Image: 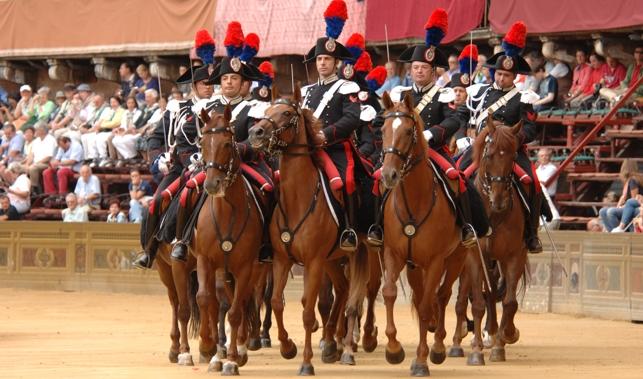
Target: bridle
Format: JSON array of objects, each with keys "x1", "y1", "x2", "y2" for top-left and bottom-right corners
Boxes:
[
  {"x1": 478, "y1": 133, "x2": 515, "y2": 200},
  {"x1": 259, "y1": 99, "x2": 307, "y2": 155},
  {"x1": 382, "y1": 110, "x2": 421, "y2": 179},
  {"x1": 201, "y1": 124, "x2": 239, "y2": 189}
]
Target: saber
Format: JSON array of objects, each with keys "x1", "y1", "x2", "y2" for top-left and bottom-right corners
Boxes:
[
  {"x1": 540, "y1": 215, "x2": 568, "y2": 278},
  {"x1": 471, "y1": 226, "x2": 492, "y2": 292},
  {"x1": 384, "y1": 24, "x2": 390, "y2": 63},
  {"x1": 290, "y1": 63, "x2": 295, "y2": 94},
  {"x1": 156, "y1": 64, "x2": 168, "y2": 153}
]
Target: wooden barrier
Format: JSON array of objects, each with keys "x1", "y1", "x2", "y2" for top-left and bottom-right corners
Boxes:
[{"x1": 1, "y1": 223, "x2": 642, "y2": 320}]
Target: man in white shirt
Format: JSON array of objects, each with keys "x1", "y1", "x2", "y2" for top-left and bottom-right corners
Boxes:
[
  {"x1": 536, "y1": 148, "x2": 558, "y2": 200},
  {"x1": 4, "y1": 162, "x2": 31, "y2": 214},
  {"x1": 62, "y1": 193, "x2": 88, "y2": 222},
  {"x1": 74, "y1": 164, "x2": 101, "y2": 210},
  {"x1": 26, "y1": 122, "x2": 57, "y2": 193}
]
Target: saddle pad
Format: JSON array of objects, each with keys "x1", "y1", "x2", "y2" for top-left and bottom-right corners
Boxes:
[{"x1": 318, "y1": 169, "x2": 341, "y2": 227}]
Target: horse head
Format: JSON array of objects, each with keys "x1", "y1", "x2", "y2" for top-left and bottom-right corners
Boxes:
[
  {"x1": 473, "y1": 112, "x2": 522, "y2": 212},
  {"x1": 380, "y1": 91, "x2": 425, "y2": 189},
  {"x1": 199, "y1": 106, "x2": 239, "y2": 197},
  {"x1": 249, "y1": 85, "x2": 323, "y2": 155}
]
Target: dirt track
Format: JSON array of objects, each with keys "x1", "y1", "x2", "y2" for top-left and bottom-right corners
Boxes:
[{"x1": 1, "y1": 287, "x2": 642, "y2": 379}]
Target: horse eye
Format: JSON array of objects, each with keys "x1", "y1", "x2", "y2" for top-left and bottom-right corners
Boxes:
[
  {"x1": 283, "y1": 111, "x2": 291, "y2": 117},
  {"x1": 224, "y1": 142, "x2": 232, "y2": 148}
]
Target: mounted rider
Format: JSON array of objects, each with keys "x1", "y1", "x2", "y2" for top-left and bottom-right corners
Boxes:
[
  {"x1": 387, "y1": 8, "x2": 488, "y2": 247},
  {"x1": 133, "y1": 62, "x2": 213, "y2": 269},
  {"x1": 170, "y1": 22, "x2": 273, "y2": 263},
  {"x1": 300, "y1": 0, "x2": 366, "y2": 251},
  {"x1": 453, "y1": 21, "x2": 543, "y2": 254}
]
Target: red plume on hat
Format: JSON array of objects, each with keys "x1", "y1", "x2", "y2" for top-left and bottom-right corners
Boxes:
[
  {"x1": 240, "y1": 32, "x2": 260, "y2": 62},
  {"x1": 194, "y1": 29, "x2": 216, "y2": 65},
  {"x1": 324, "y1": 0, "x2": 348, "y2": 40},
  {"x1": 345, "y1": 33, "x2": 365, "y2": 61},
  {"x1": 258, "y1": 61, "x2": 274, "y2": 87},
  {"x1": 424, "y1": 8, "x2": 448, "y2": 48},
  {"x1": 354, "y1": 51, "x2": 373, "y2": 73},
  {"x1": 458, "y1": 44, "x2": 479, "y2": 74},
  {"x1": 502, "y1": 21, "x2": 526, "y2": 57},
  {"x1": 366, "y1": 65, "x2": 387, "y2": 92},
  {"x1": 224, "y1": 21, "x2": 245, "y2": 58}
]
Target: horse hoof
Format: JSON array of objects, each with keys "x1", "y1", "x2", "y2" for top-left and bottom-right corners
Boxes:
[
  {"x1": 298, "y1": 363, "x2": 315, "y2": 376},
  {"x1": 410, "y1": 360, "x2": 430, "y2": 377},
  {"x1": 281, "y1": 339, "x2": 298, "y2": 360},
  {"x1": 169, "y1": 350, "x2": 179, "y2": 363},
  {"x1": 385, "y1": 346, "x2": 405, "y2": 364},
  {"x1": 448, "y1": 346, "x2": 464, "y2": 358},
  {"x1": 321, "y1": 340, "x2": 339, "y2": 364},
  {"x1": 238, "y1": 352, "x2": 248, "y2": 367},
  {"x1": 248, "y1": 338, "x2": 262, "y2": 351},
  {"x1": 311, "y1": 319, "x2": 320, "y2": 333},
  {"x1": 261, "y1": 337, "x2": 272, "y2": 348},
  {"x1": 362, "y1": 336, "x2": 378, "y2": 353},
  {"x1": 208, "y1": 355, "x2": 223, "y2": 372},
  {"x1": 351, "y1": 341, "x2": 358, "y2": 353},
  {"x1": 177, "y1": 352, "x2": 194, "y2": 366},
  {"x1": 489, "y1": 347, "x2": 506, "y2": 362},
  {"x1": 221, "y1": 361, "x2": 239, "y2": 376},
  {"x1": 429, "y1": 350, "x2": 446, "y2": 365},
  {"x1": 340, "y1": 351, "x2": 355, "y2": 366},
  {"x1": 467, "y1": 351, "x2": 485, "y2": 366}
]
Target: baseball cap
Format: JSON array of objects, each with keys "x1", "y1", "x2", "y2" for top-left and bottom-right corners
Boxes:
[
  {"x1": 77, "y1": 83, "x2": 92, "y2": 92},
  {"x1": 19, "y1": 84, "x2": 32, "y2": 92}
]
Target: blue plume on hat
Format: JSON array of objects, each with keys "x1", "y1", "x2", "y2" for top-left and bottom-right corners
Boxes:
[
  {"x1": 239, "y1": 33, "x2": 260, "y2": 62},
  {"x1": 194, "y1": 29, "x2": 216, "y2": 65},
  {"x1": 458, "y1": 44, "x2": 478, "y2": 75},
  {"x1": 424, "y1": 8, "x2": 448, "y2": 48},
  {"x1": 324, "y1": 0, "x2": 348, "y2": 40}
]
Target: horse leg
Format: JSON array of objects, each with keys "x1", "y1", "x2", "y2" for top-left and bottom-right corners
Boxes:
[
  {"x1": 172, "y1": 260, "x2": 194, "y2": 366},
  {"x1": 215, "y1": 272, "x2": 231, "y2": 358},
  {"x1": 411, "y1": 257, "x2": 445, "y2": 377},
  {"x1": 195, "y1": 257, "x2": 217, "y2": 366},
  {"x1": 156, "y1": 257, "x2": 180, "y2": 363},
  {"x1": 247, "y1": 265, "x2": 265, "y2": 351},
  {"x1": 320, "y1": 260, "x2": 348, "y2": 364},
  {"x1": 492, "y1": 255, "x2": 525, "y2": 362},
  {"x1": 383, "y1": 247, "x2": 405, "y2": 365},
  {"x1": 221, "y1": 268, "x2": 252, "y2": 376},
  {"x1": 341, "y1": 242, "x2": 370, "y2": 365},
  {"x1": 261, "y1": 268, "x2": 274, "y2": 348},
  {"x1": 317, "y1": 273, "x2": 333, "y2": 339},
  {"x1": 271, "y1": 256, "x2": 297, "y2": 360},
  {"x1": 362, "y1": 247, "x2": 382, "y2": 353},
  {"x1": 449, "y1": 266, "x2": 470, "y2": 358},
  {"x1": 483, "y1": 262, "x2": 499, "y2": 350},
  {"x1": 431, "y1": 248, "x2": 466, "y2": 366},
  {"x1": 468, "y1": 250, "x2": 486, "y2": 366},
  {"x1": 298, "y1": 259, "x2": 325, "y2": 375}
]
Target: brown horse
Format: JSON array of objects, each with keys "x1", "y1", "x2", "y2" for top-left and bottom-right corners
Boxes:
[
  {"x1": 248, "y1": 88, "x2": 370, "y2": 375},
  {"x1": 466, "y1": 113, "x2": 529, "y2": 362},
  {"x1": 379, "y1": 91, "x2": 467, "y2": 376},
  {"x1": 192, "y1": 106, "x2": 264, "y2": 375},
  {"x1": 153, "y1": 241, "x2": 199, "y2": 365}
]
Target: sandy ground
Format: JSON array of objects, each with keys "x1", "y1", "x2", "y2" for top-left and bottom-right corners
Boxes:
[{"x1": 0, "y1": 287, "x2": 642, "y2": 379}]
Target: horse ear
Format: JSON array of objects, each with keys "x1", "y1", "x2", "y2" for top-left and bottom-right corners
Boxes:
[
  {"x1": 200, "y1": 109, "x2": 211, "y2": 125},
  {"x1": 486, "y1": 111, "x2": 496, "y2": 134},
  {"x1": 403, "y1": 92, "x2": 414, "y2": 113},
  {"x1": 224, "y1": 105, "x2": 232, "y2": 123},
  {"x1": 511, "y1": 120, "x2": 523, "y2": 135},
  {"x1": 381, "y1": 91, "x2": 394, "y2": 110},
  {"x1": 271, "y1": 85, "x2": 280, "y2": 103},
  {"x1": 293, "y1": 84, "x2": 302, "y2": 104}
]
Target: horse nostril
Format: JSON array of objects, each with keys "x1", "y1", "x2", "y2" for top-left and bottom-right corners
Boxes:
[{"x1": 255, "y1": 127, "x2": 264, "y2": 137}]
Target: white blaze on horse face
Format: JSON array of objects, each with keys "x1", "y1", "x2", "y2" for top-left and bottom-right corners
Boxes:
[{"x1": 392, "y1": 117, "x2": 402, "y2": 144}]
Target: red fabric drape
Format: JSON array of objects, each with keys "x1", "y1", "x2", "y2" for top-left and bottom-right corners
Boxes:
[
  {"x1": 489, "y1": 0, "x2": 643, "y2": 34},
  {"x1": 365, "y1": 0, "x2": 485, "y2": 43}
]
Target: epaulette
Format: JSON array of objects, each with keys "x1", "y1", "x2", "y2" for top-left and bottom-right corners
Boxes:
[{"x1": 338, "y1": 80, "x2": 360, "y2": 95}]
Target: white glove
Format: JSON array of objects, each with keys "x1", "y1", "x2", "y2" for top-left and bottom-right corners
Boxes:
[
  {"x1": 423, "y1": 130, "x2": 433, "y2": 142},
  {"x1": 188, "y1": 152, "x2": 202, "y2": 171},
  {"x1": 157, "y1": 152, "x2": 170, "y2": 175},
  {"x1": 456, "y1": 137, "x2": 473, "y2": 151}
]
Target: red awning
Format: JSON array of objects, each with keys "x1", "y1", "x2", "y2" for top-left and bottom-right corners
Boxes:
[
  {"x1": 489, "y1": 0, "x2": 643, "y2": 34},
  {"x1": 365, "y1": 0, "x2": 485, "y2": 44},
  {"x1": 0, "y1": 0, "x2": 216, "y2": 58}
]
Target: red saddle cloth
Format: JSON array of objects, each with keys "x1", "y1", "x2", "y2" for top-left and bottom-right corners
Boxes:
[{"x1": 315, "y1": 149, "x2": 344, "y2": 191}]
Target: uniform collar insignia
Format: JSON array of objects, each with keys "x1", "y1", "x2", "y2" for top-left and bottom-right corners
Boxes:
[
  {"x1": 492, "y1": 82, "x2": 516, "y2": 92},
  {"x1": 318, "y1": 74, "x2": 339, "y2": 86},
  {"x1": 413, "y1": 81, "x2": 434, "y2": 94},
  {"x1": 223, "y1": 95, "x2": 243, "y2": 106}
]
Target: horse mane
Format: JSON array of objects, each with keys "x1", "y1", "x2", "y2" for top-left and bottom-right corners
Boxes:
[
  {"x1": 300, "y1": 108, "x2": 324, "y2": 166},
  {"x1": 472, "y1": 121, "x2": 519, "y2": 167}
]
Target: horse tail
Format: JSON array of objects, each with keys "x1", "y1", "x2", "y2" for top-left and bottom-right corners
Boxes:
[
  {"x1": 518, "y1": 256, "x2": 530, "y2": 301},
  {"x1": 346, "y1": 243, "x2": 370, "y2": 317},
  {"x1": 188, "y1": 270, "x2": 201, "y2": 339},
  {"x1": 245, "y1": 295, "x2": 261, "y2": 341}
]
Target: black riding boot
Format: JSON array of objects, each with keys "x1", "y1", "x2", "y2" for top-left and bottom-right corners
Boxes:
[
  {"x1": 170, "y1": 192, "x2": 191, "y2": 262},
  {"x1": 339, "y1": 194, "x2": 358, "y2": 252},
  {"x1": 457, "y1": 192, "x2": 477, "y2": 248},
  {"x1": 467, "y1": 185, "x2": 492, "y2": 238},
  {"x1": 525, "y1": 192, "x2": 543, "y2": 254},
  {"x1": 367, "y1": 195, "x2": 383, "y2": 247},
  {"x1": 133, "y1": 203, "x2": 161, "y2": 269}
]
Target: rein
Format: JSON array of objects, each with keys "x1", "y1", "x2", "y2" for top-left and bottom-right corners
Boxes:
[
  {"x1": 201, "y1": 126, "x2": 240, "y2": 189},
  {"x1": 260, "y1": 99, "x2": 315, "y2": 156},
  {"x1": 475, "y1": 133, "x2": 516, "y2": 223},
  {"x1": 381, "y1": 111, "x2": 423, "y2": 179}
]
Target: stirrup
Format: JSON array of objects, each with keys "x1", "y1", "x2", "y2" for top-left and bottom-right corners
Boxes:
[
  {"x1": 461, "y1": 224, "x2": 477, "y2": 248},
  {"x1": 366, "y1": 224, "x2": 383, "y2": 247},
  {"x1": 339, "y1": 228, "x2": 358, "y2": 252},
  {"x1": 132, "y1": 252, "x2": 152, "y2": 270},
  {"x1": 527, "y1": 237, "x2": 543, "y2": 254},
  {"x1": 170, "y1": 242, "x2": 188, "y2": 262}
]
